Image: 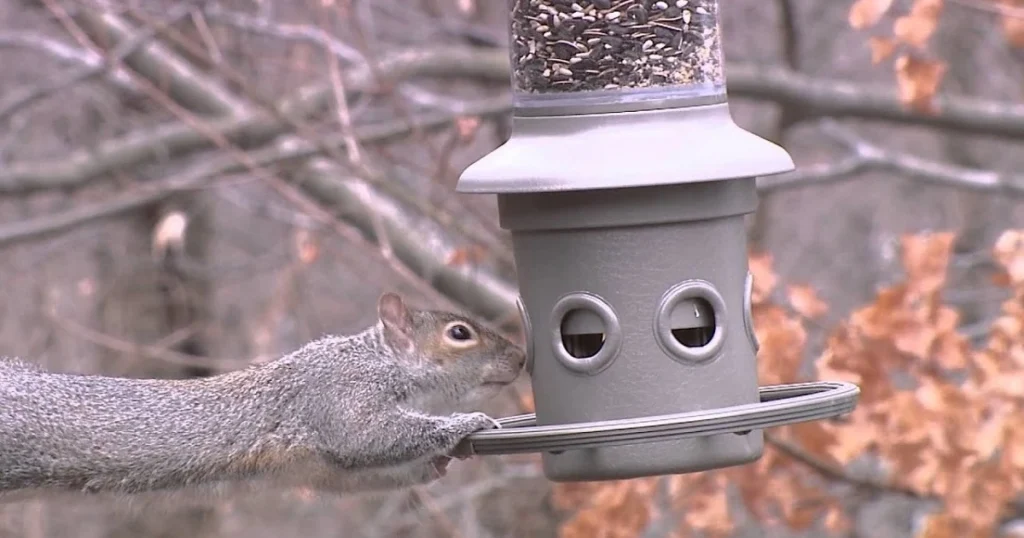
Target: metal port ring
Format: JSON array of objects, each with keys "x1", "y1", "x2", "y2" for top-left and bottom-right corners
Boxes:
[{"x1": 463, "y1": 381, "x2": 859, "y2": 455}]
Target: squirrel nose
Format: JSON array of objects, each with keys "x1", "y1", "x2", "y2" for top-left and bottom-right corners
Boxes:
[{"x1": 514, "y1": 347, "x2": 527, "y2": 369}]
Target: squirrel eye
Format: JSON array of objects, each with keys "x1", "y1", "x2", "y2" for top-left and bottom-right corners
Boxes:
[{"x1": 447, "y1": 324, "x2": 473, "y2": 341}]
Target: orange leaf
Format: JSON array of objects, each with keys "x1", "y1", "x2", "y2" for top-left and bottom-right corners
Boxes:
[
  {"x1": 787, "y1": 284, "x2": 829, "y2": 319},
  {"x1": 1001, "y1": 11, "x2": 1024, "y2": 47},
  {"x1": 455, "y1": 116, "x2": 482, "y2": 141},
  {"x1": 994, "y1": 230, "x2": 1024, "y2": 284},
  {"x1": 901, "y1": 232, "x2": 955, "y2": 294},
  {"x1": 894, "y1": 53, "x2": 947, "y2": 114},
  {"x1": 849, "y1": 0, "x2": 895, "y2": 29},
  {"x1": 869, "y1": 36, "x2": 897, "y2": 63},
  {"x1": 893, "y1": 0, "x2": 944, "y2": 48},
  {"x1": 447, "y1": 245, "x2": 488, "y2": 266},
  {"x1": 748, "y1": 253, "x2": 778, "y2": 304},
  {"x1": 295, "y1": 229, "x2": 319, "y2": 264},
  {"x1": 916, "y1": 513, "x2": 960, "y2": 538}
]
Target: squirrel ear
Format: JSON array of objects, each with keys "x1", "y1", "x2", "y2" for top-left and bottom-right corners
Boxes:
[{"x1": 378, "y1": 292, "x2": 415, "y2": 354}]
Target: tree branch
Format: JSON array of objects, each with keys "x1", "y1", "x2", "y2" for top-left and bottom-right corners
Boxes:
[
  {"x1": 758, "y1": 119, "x2": 1024, "y2": 194},
  {"x1": 765, "y1": 433, "x2": 1024, "y2": 519},
  {"x1": 0, "y1": 96, "x2": 510, "y2": 248},
  {"x1": 0, "y1": 31, "x2": 137, "y2": 94},
  {"x1": 201, "y1": 3, "x2": 365, "y2": 65},
  {"x1": 6, "y1": 42, "x2": 1024, "y2": 194},
  {"x1": 69, "y1": 2, "x2": 248, "y2": 116},
  {"x1": 765, "y1": 434, "x2": 914, "y2": 495},
  {"x1": 0, "y1": 47, "x2": 510, "y2": 193},
  {"x1": 727, "y1": 63, "x2": 1024, "y2": 140},
  {"x1": 0, "y1": 4, "x2": 196, "y2": 123},
  {"x1": 292, "y1": 154, "x2": 519, "y2": 322}
]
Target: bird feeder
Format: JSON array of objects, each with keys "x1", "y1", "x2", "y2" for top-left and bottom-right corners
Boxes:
[{"x1": 459, "y1": 0, "x2": 859, "y2": 481}]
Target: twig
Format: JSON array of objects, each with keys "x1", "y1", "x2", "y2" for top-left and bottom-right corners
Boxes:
[
  {"x1": 759, "y1": 119, "x2": 1024, "y2": 194},
  {"x1": 202, "y1": 3, "x2": 365, "y2": 64},
  {"x1": 44, "y1": 308, "x2": 248, "y2": 371},
  {"x1": 385, "y1": 469, "x2": 539, "y2": 533},
  {"x1": 8, "y1": 15, "x2": 517, "y2": 273},
  {"x1": 766, "y1": 433, "x2": 1024, "y2": 519},
  {"x1": 727, "y1": 63, "x2": 1024, "y2": 140},
  {"x1": 948, "y1": 0, "x2": 1024, "y2": 18},
  {"x1": 0, "y1": 47, "x2": 510, "y2": 193},
  {"x1": 292, "y1": 148, "x2": 520, "y2": 321},
  {"x1": 0, "y1": 178, "x2": 204, "y2": 248},
  {"x1": 765, "y1": 433, "x2": 913, "y2": 495},
  {"x1": 120, "y1": 4, "x2": 493, "y2": 269},
  {"x1": 322, "y1": 25, "x2": 398, "y2": 264},
  {"x1": 48, "y1": 3, "x2": 405, "y2": 264},
  {"x1": 65, "y1": 1, "x2": 248, "y2": 116},
  {"x1": 188, "y1": 8, "x2": 224, "y2": 65},
  {"x1": 0, "y1": 96, "x2": 509, "y2": 251},
  {"x1": 5, "y1": 42, "x2": 1024, "y2": 200},
  {"x1": 0, "y1": 31, "x2": 137, "y2": 93},
  {"x1": 0, "y1": 4, "x2": 193, "y2": 123}
]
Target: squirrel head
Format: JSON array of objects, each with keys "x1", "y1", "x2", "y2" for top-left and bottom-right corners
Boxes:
[{"x1": 377, "y1": 292, "x2": 526, "y2": 407}]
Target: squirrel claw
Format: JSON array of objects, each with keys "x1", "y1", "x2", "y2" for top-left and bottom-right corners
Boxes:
[
  {"x1": 431, "y1": 455, "x2": 452, "y2": 476},
  {"x1": 450, "y1": 439, "x2": 476, "y2": 460}
]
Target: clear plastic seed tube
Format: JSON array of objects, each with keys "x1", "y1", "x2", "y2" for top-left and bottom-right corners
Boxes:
[{"x1": 509, "y1": 0, "x2": 726, "y2": 114}]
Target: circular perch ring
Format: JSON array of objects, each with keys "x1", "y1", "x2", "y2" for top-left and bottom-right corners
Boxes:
[{"x1": 463, "y1": 381, "x2": 859, "y2": 455}]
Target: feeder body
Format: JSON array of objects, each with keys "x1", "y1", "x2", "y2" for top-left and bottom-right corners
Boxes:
[
  {"x1": 499, "y1": 180, "x2": 764, "y2": 481},
  {"x1": 510, "y1": 0, "x2": 725, "y2": 116},
  {"x1": 458, "y1": 8, "x2": 795, "y2": 476}
]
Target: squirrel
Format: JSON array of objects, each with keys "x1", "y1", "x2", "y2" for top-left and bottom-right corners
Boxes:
[{"x1": 0, "y1": 292, "x2": 526, "y2": 502}]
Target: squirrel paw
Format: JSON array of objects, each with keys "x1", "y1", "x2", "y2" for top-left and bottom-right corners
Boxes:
[
  {"x1": 444, "y1": 412, "x2": 501, "y2": 459},
  {"x1": 466, "y1": 411, "x2": 502, "y2": 431}
]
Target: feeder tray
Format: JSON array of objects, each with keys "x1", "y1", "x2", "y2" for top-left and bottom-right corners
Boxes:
[{"x1": 464, "y1": 381, "x2": 857, "y2": 456}]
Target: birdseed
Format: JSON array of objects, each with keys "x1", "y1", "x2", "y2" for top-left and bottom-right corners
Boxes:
[{"x1": 509, "y1": 0, "x2": 724, "y2": 97}]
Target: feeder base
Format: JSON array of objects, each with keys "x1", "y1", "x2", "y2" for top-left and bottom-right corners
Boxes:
[
  {"x1": 462, "y1": 381, "x2": 859, "y2": 481},
  {"x1": 542, "y1": 431, "x2": 764, "y2": 482}
]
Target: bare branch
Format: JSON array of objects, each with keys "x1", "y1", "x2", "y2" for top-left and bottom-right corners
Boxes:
[
  {"x1": 0, "y1": 96, "x2": 510, "y2": 248},
  {"x1": 291, "y1": 152, "x2": 520, "y2": 321},
  {"x1": 44, "y1": 308, "x2": 249, "y2": 371},
  {"x1": 201, "y1": 3, "x2": 365, "y2": 65},
  {"x1": 0, "y1": 47, "x2": 510, "y2": 193},
  {"x1": 0, "y1": 175, "x2": 207, "y2": 249},
  {"x1": 759, "y1": 119, "x2": 1024, "y2": 194},
  {"x1": 0, "y1": 31, "x2": 137, "y2": 94},
  {"x1": 765, "y1": 434, "x2": 917, "y2": 495},
  {"x1": 727, "y1": 63, "x2": 1024, "y2": 140},
  {"x1": 104, "y1": 6, "x2": 507, "y2": 263},
  {"x1": 69, "y1": 2, "x2": 249, "y2": 116},
  {"x1": 383, "y1": 466, "x2": 540, "y2": 534},
  {"x1": 948, "y1": 0, "x2": 1024, "y2": 18},
  {"x1": 0, "y1": 4, "x2": 196, "y2": 123},
  {"x1": 765, "y1": 433, "x2": 1024, "y2": 519},
  {"x1": 6, "y1": 40, "x2": 1024, "y2": 195}
]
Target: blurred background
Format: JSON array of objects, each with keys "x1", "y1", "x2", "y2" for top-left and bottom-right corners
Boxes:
[{"x1": 1, "y1": 0, "x2": 1023, "y2": 536}]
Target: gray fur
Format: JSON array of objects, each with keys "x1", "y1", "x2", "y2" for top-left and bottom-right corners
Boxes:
[{"x1": 0, "y1": 294, "x2": 525, "y2": 500}]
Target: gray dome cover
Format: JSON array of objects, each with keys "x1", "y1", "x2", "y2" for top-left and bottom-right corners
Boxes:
[{"x1": 457, "y1": 102, "x2": 795, "y2": 194}]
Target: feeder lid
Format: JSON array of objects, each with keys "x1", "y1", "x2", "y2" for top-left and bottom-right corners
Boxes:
[{"x1": 457, "y1": 102, "x2": 795, "y2": 194}]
